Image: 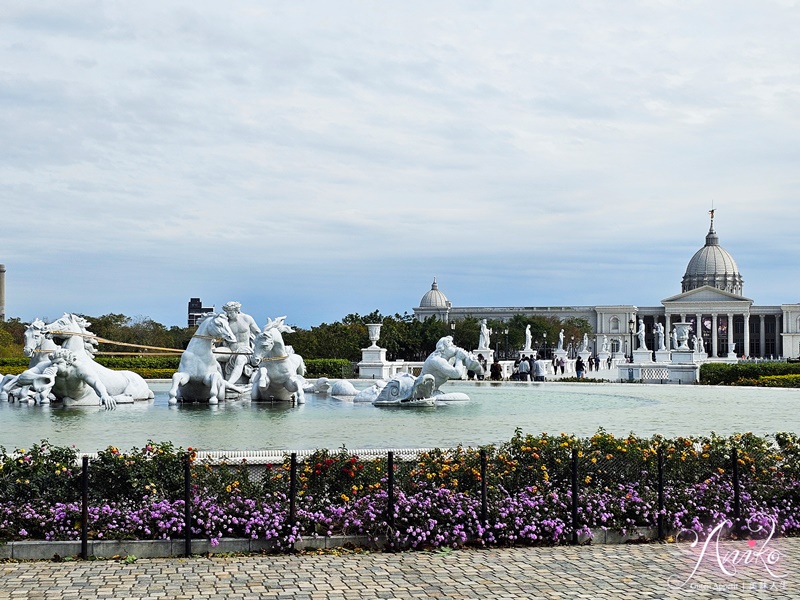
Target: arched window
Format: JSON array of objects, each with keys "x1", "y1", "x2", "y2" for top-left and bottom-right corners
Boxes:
[{"x1": 610, "y1": 317, "x2": 620, "y2": 333}]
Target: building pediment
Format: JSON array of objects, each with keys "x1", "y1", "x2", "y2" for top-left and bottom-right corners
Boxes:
[{"x1": 662, "y1": 285, "x2": 752, "y2": 306}]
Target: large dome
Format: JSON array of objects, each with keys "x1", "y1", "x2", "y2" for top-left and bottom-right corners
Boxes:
[
  {"x1": 681, "y1": 215, "x2": 743, "y2": 295},
  {"x1": 419, "y1": 278, "x2": 450, "y2": 308}
]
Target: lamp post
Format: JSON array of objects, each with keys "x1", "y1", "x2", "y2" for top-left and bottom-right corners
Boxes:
[
  {"x1": 543, "y1": 331, "x2": 547, "y2": 360},
  {"x1": 570, "y1": 335, "x2": 575, "y2": 359},
  {"x1": 628, "y1": 318, "x2": 636, "y2": 363},
  {"x1": 450, "y1": 321, "x2": 455, "y2": 343},
  {"x1": 504, "y1": 328, "x2": 509, "y2": 359}
]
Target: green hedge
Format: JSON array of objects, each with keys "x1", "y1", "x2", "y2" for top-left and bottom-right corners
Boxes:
[
  {"x1": 700, "y1": 362, "x2": 800, "y2": 386},
  {"x1": 1, "y1": 357, "x2": 355, "y2": 380},
  {"x1": 304, "y1": 358, "x2": 354, "y2": 378}
]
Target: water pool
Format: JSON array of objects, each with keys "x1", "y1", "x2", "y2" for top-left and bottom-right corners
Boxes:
[{"x1": 0, "y1": 381, "x2": 797, "y2": 453}]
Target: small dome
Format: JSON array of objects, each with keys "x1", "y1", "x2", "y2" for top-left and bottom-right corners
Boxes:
[
  {"x1": 682, "y1": 214, "x2": 743, "y2": 295},
  {"x1": 419, "y1": 278, "x2": 450, "y2": 308}
]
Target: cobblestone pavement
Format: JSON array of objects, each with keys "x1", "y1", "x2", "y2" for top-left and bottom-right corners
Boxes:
[{"x1": 2, "y1": 537, "x2": 798, "y2": 599}]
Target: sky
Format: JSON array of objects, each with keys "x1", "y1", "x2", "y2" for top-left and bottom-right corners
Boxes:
[{"x1": 2, "y1": 1, "x2": 799, "y2": 329}]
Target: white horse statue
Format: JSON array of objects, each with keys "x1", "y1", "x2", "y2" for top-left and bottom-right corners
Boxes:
[
  {"x1": 6, "y1": 314, "x2": 154, "y2": 407},
  {"x1": 46, "y1": 313, "x2": 154, "y2": 401},
  {"x1": 250, "y1": 316, "x2": 307, "y2": 403},
  {"x1": 169, "y1": 312, "x2": 244, "y2": 405},
  {"x1": 1, "y1": 319, "x2": 60, "y2": 402}
]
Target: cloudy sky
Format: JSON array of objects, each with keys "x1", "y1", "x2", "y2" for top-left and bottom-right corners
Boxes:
[{"x1": 2, "y1": 1, "x2": 799, "y2": 328}]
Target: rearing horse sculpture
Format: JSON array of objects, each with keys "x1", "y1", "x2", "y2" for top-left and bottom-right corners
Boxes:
[
  {"x1": 169, "y1": 312, "x2": 243, "y2": 405},
  {"x1": 0, "y1": 319, "x2": 60, "y2": 403},
  {"x1": 250, "y1": 316, "x2": 307, "y2": 404}
]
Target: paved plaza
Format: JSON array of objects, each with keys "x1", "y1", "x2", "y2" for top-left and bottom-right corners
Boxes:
[{"x1": 1, "y1": 537, "x2": 798, "y2": 599}]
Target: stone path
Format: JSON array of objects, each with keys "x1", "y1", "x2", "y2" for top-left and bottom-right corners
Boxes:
[{"x1": 2, "y1": 537, "x2": 798, "y2": 599}]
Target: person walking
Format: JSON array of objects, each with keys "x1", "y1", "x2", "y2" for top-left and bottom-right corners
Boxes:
[{"x1": 575, "y1": 356, "x2": 586, "y2": 379}]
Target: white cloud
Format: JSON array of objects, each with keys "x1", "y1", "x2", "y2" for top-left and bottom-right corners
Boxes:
[{"x1": 2, "y1": 1, "x2": 799, "y2": 327}]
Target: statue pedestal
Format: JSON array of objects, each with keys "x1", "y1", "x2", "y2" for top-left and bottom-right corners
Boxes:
[
  {"x1": 358, "y1": 347, "x2": 390, "y2": 380},
  {"x1": 633, "y1": 350, "x2": 653, "y2": 363},
  {"x1": 654, "y1": 350, "x2": 672, "y2": 363},
  {"x1": 671, "y1": 349, "x2": 696, "y2": 364},
  {"x1": 578, "y1": 350, "x2": 591, "y2": 362},
  {"x1": 597, "y1": 351, "x2": 610, "y2": 370}
]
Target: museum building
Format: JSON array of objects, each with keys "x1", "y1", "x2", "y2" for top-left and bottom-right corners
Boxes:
[{"x1": 414, "y1": 214, "x2": 800, "y2": 360}]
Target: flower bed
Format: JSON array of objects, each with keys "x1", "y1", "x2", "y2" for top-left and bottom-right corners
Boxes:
[{"x1": 1, "y1": 431, "x2": 799, "y2": 549}]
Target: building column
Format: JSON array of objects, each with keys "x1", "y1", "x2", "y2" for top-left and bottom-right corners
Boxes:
[
  {"x1": 760, "y1": 315, "x2": 766, "y2": 357},
  {"x1": 744, "y1": 314, "x2": 751, "y2": 357},
  {"x1": 727, "y1": 313, "x2": 734, "y2": 356},
  {"x1": 711, "y1": 313, "x2": 718, "y2": 357},
  {"x1": 776, "y1": 314, "x2": 782, "y2": 357}
]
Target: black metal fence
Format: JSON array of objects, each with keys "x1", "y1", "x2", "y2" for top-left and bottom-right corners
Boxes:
[{"x1": 62, "y1": 444, "x2": 773, "y2": 558}]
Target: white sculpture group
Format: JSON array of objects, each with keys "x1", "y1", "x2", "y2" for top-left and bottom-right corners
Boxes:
[
  {"x1": 373, "y1": 336, "x2": 482, "y2": 406},
  {"x1": 1, "y1": 303, "x2": 309, "y2": 408},
  {"x1": 169, "y1": 304, "x2": 307, "y2": 405},
  {"x1": 1, "y1": 314, "x2": 154, "y2": 408}
]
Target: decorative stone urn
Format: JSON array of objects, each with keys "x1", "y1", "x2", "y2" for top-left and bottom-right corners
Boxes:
[
  {"x1": 674, "y1": 323, "x2": 692, "y2": 351},
  {"x1": 366, "y1": 323, "x2": 382, "y2": 349}
]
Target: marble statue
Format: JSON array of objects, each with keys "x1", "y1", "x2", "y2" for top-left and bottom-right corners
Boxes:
[
  {"x1": 303, "y1": 378, "x2": 331, "y2": 394},
  {"x1": 696, "y1": 335, "x2": 705, "y2": 354},
  {"x1": 374, "y1": 373, "x2": 436, "y2": 406},
  {"x1": 524, "y1": 325, "x2": 532, "y2": 351},
  {"x1": 169, "y1": 312, "x2": 245, "y2": 405},
  {"x1": 17, "y1": 313, "x2": 154, "y2": 407},
  {"x1": 478, "y1": 319, "x2": 492, "y2": 350},
  {"x1": 17, "y1": 349, "x2": 118, "y2": 409},
  {"x1": 374, "y1": 336, "x2": 481, "y2": 406},
  {"x1": 581, "y1": 333, "x2": 589, "y2": 352},
  {"x1": 671, "y1": 328, "x2": 678, "y2": 350},
  {"x1": 601, "y1": 335, "x2": 609, "y2": 353},
  {"x1": 214, "y1": 301, "x2": 261, "y2": 385},
  {"x1": 423, "y1": 336, "x2": 483, "y2": 390},
  {"x1": 1, "y1": 319, "x2": 59, "y2": 403},
  {"x1": 655, "y1": 323, "x2": 666, "y2": 351},
  {"x1": 250, "y1": 316, "x2": 307, "y2": 403},
  {"x1": 637, "y1": 319, "x2": 648, "y2": 351},
  {"x1": 558, "y1": 329, "x2": 565, "y2": 351},
  {"x1": 330, "y1": 380, "x2": 358, "y2": 396},
  {"x1": 353, "y1": 379, "x2": 386, "y2": 403}
]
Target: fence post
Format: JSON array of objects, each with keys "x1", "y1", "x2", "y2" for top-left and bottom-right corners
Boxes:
[
  {"x1": 289, "y1": 453, "x2": 297, "y2": 529},
  {"x1": 387, "y1": 452, "x2": 395, "y2": 528},
  {"x1": 480, "y1": 448, "x2": 487, "y2": 527},
  {"x1": 183, "y1": 452, "x2": 192, "y2": 557},
  {"x1": 81, "y1": 456, "x2": 89, "y2": 560},
  {"x1": 732, "y1": 446, "x2": 741, "y2": 536},
  {"x1": 571, "y1": 448, "x2": 578, "y2": 545},
  {"x1": 657, "y1": 447, "x2": 665, "y2": 541}
]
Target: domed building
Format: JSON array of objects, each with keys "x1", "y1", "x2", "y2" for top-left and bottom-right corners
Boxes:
[
  {"x1": 681, "y1": 213, "x2": 744, "y2": 295},
  {"x1": 414, "y1": 211, "x2": 794, "y2": 360},
  {"x1": 414, "y1": 278, "x2": 452, "y2": 321}
]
